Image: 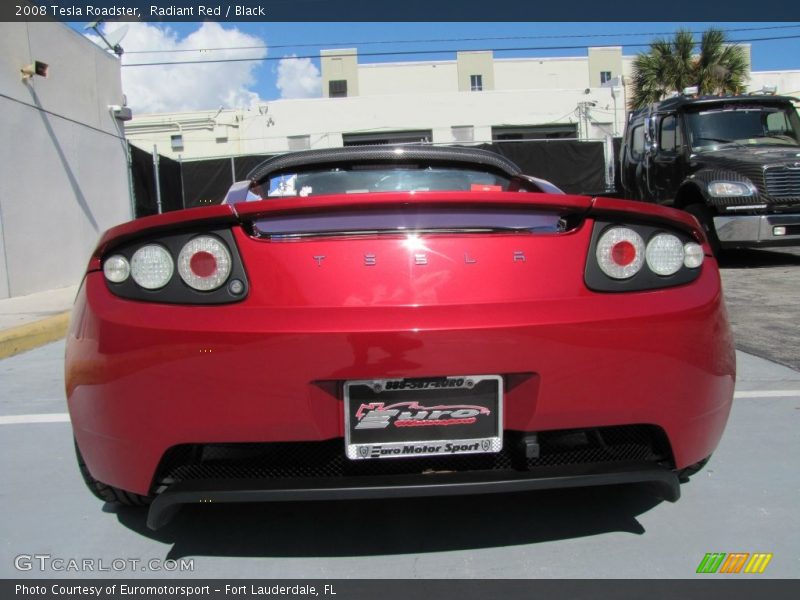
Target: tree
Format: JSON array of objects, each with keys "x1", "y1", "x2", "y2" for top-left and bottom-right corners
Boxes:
[{"x1": 630, "y1": 29, "x2": 748, "y2": 110}]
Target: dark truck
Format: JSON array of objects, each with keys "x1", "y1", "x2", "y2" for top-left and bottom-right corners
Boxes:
[{"x1": 619, "y1": 94, "x2": 800, "y2": 253}]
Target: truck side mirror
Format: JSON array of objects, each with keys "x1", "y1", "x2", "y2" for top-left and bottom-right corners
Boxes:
[{"x1": 643, "y1": 116, "x2": 658, "y2": 156}]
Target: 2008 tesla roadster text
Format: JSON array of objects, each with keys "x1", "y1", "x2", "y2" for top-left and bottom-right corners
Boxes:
[{"x1": 65, "y1": 146, "x2": 735, "y2": 529}]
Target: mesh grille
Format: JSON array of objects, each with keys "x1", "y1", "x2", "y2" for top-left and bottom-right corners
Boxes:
[
  {"x1": 153, "y1": 425, "x2": 672, "y2": 491},
  {"x1": 764, "y1": 166, "x2": 800, "y2": 199}
]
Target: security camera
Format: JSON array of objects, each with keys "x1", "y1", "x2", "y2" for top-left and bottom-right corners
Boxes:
[{"x1": 21, "y1": 61, "x2": 48, "y2": 80}]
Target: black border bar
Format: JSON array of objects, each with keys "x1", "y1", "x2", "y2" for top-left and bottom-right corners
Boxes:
[
  {"x1": 5, "y1": 1, "x2": 800, "y2": 22},
  {"x1": 4, "y1": 580, "x2": 800, "y2": 600}
]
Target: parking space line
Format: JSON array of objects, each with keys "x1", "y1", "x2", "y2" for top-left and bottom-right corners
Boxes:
[
  {"x1": 733, "y1": 390, "x2": 800, "y2": 399},
  {"x1": 0, "y1": 413, "x2": 70, "y2": 425}
]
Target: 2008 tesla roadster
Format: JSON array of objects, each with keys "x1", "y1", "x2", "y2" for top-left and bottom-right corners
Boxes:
[{"x1": 65, "y1": 146, "x2": 735, "y2": 529}]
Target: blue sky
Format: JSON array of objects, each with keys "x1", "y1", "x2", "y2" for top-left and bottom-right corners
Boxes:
[{"x1": 79, "y1": 21, "x2": 800, "y2": 112}]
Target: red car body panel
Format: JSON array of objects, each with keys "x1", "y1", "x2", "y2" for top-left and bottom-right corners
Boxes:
[{"x1": 66, "y1": 191, "x2": 735, "y2": 497}]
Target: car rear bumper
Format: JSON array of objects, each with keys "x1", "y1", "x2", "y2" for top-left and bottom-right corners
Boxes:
[
  {"x1": 67, "y1": 266, "x2": 735, "y2": 497},
  {"x1": 146, "y1": 462, "x2": 680, "y2": 530}
]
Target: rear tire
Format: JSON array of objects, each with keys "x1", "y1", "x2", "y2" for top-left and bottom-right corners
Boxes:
[
  {"x1": 685, "y1": 203, "x2": 721, "y2": 257},
  {"x1": 75, "y1": 439, "x2": 151, "y2": 506},
  {"x1": 677, "y1": 455, "x2": 711, "y2": 483}
]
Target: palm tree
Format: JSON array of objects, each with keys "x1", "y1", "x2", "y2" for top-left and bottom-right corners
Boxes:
[{"x1": 630, "y1": 29, "x2": 748, "y2": 110}]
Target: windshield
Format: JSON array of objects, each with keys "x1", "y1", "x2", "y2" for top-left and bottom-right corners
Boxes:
[
  {"x1": 247, "y1": 166, "x2": 513, "y2": 199},
  {"x1": 685, "y1": 104, "x2": 800, "y2": 151}
]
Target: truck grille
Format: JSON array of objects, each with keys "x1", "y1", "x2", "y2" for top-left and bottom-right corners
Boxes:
[{"x1": 764, "y1": 166, "x2": 800, "y2": 198}]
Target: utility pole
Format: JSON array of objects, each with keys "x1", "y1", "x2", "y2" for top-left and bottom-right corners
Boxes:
[
  {"x1": 577, "y1": 101, "x2": 597, "y2": 140},
  {"x1": 152, "y1": 145, "x2": 163, "y2": 215}
]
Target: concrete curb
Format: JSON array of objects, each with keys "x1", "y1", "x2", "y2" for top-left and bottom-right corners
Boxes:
[{"x1": 0, "y1": 312, "x2": 70, "y2": 360}]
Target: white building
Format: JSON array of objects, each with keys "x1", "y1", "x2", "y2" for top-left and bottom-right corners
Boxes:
[
  {"x1": 127, "y1": 48, "x2": 635, "y2": 161},
  {"x1": 0, "y1": 22, "x2": 132, "y2": 298},
  {"x1": 124, "y1": 45, "x2": 800, "y2": 162}
]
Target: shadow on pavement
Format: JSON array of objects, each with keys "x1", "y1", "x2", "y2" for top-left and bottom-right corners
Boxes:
[
  {"x1": 718, "y1": 248, "x2": 800, "y2": 269},
  {"x1": 112, "y1": 484, "x2": 665, "y2": 560}
]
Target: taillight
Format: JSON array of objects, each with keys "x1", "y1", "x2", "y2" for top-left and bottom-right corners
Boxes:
[
  {"x1": 102, "y1": 255, "x2": 130, "y2": 283},
  {"x1": 645, "y1": 233, "x2": 685, "y2": 276},
  {"x1": 683, "y1": 242, "x2": 704, "y2": 269},
  {"x1": 100, "y1": 229, "x2": 248, "y2": 304},
  {"x1": 586, "y1": 221, "x2": 705, "y2": 292},
  {"x1": 130, "y1": 244, "x2": 174, "y2": 290},
  {"x1": 177, "y1": 236, "x2": 232, "y2": 291},
  {"x1": 596, "y1": 227, "x2": 645, "y2": 279}
]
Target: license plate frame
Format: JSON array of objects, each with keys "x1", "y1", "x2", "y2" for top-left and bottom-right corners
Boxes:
[{"x1": 343, "y1": 375, "x2": 503, "y2": 460}]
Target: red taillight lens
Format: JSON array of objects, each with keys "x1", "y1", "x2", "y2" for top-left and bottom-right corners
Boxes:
[
  {"x1": 177, "y1": 236, "x2": 232, "y2": 291},
  {"x1": 596, "y1": 227, "x2": 645, "y2": 279},
  {"x1": 611, "y1": 241, "x2": 637, "y2": 266},
  {"x1": 189, "y1": 251, "x2": 218, "y2": 278}
]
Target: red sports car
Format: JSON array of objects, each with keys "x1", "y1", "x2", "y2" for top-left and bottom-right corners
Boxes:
[{"x1": 65, "y1": 146, "x2": 736, "y2": 529}]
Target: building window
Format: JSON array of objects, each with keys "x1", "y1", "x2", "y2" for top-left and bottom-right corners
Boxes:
[
  {"x1": 470, "y1": 74, "x2": 483, "y2": 92},
  {"x1": 329, "y1": 79, "x2": 348, "y2": 98},
  {"x1": 600, "y1": 71, "x2": 612, "y2": 84},
  {"x1": 491, "y1": 124, "x2": 577, "y2": 141},
  {"x1": 287, "y1": 135, "x2": 311, "y2": 151},
  {"x1": 170, "y1": 134, "x2": 184, "y2": 151},
  {"x1": 343, "y1": 130, "x2": 433, "y2": 146}
]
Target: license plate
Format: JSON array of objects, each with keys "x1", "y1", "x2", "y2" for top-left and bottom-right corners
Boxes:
[{"x1": 344, "y1": 375, "x2": 503, "y2": 460}]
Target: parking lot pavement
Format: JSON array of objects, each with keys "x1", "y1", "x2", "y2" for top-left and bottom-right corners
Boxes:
[
  {"x1": 1, "y1": 341, "x2": 798, "y2": 579},
  {"x1": 719, "y1": 247, "x2": 800, "y2": 371}
]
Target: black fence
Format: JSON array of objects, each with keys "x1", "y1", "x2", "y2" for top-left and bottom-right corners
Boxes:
[
  {"x1": 129, "y1": 144, "x2": 184, "y2": 217},
  {"x1": 475, "y1": 141, "x2": 609, "y2": 196},
  {"x1": 129, "y1": 140, "x2": 619, "y2": 218}
]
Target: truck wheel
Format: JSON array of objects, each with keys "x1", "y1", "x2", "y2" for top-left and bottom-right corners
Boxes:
[
  {"x1": 75, "y1": 439, "x2": 151, "y2": 506},
  {"x1": 685, "y1": 204, "x2": 721, "y2": 256}
]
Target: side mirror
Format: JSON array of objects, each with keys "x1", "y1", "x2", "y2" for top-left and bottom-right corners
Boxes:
[{"x1": 643, "y1": 116, "x2": 658, "y2": 155}]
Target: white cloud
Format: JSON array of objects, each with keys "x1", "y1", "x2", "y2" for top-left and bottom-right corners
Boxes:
[
  {"x1": 89, "y1": 22, "x2": 267, "y2": 113},
  {"x1": 276, "y1": 55, "x2": 322, "y2": 99}
]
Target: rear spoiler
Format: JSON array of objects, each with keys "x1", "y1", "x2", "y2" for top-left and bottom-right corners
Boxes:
[{"x1": 89, "y1": 192, "x2": 704, "y2": 268}]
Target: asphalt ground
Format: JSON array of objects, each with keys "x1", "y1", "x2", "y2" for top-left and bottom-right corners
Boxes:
[
  {"x1": 1, "y1": 341, "x2": 798, "y2": 579},
  {"x1": 718, "y1": 246, "x2": 800, "y2": 371}
]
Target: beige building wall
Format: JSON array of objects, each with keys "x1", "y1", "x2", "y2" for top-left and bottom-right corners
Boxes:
[
  {"x1": 126, "y1": 87, "x2": 620, "y2": 160},
  {"x1": 748, "y1": 70, "x2": 800, "y2": 96},
  {"x1": 321, "y1": 48, "x2": 359, "y2": 98},
  {"x1": 588, "y1": 47, "x2": 623, "y2": 87},
  {"x1": 358, "y1": 61, "x2": 457, "y2": 95},
  {"x1": 494, "y1": 57, "x2": 590, "y2": 90},
  {"x1": 456, "y1": 51, "x2": 495, "y2": 92}
]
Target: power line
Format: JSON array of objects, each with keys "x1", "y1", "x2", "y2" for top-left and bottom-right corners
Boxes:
[
  {"x1": 0, "y1": 92, "x2": 124, "y2": 140},
  {"x1": 122, "y1": 34, "x2": 800, "y2": 68},
  {"x1": 122, "y1": 24, "x2": 800, "y2": 55}
]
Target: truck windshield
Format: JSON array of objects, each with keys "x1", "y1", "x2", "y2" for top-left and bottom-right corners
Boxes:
[{"x1": 685, "y1": 104, "x2": 800, "y2": 151}]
